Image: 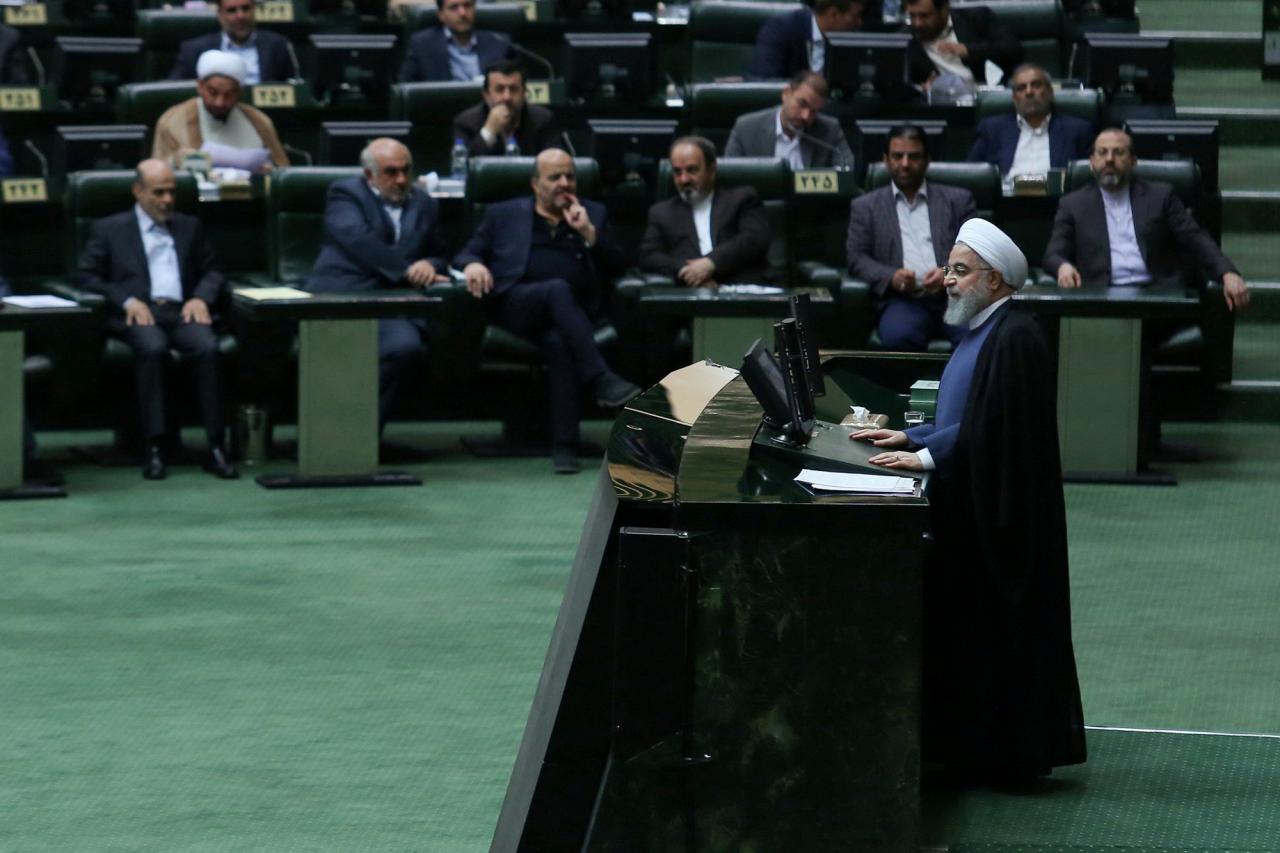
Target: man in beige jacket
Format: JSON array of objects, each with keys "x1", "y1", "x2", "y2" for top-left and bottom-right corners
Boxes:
[{"x1": 152, "y1": 49, "x2": 289, "y2": 172}]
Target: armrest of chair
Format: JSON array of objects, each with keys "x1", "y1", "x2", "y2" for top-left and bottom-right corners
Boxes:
[
  {"x1": 1199, "y1": 278, "x2": 1234, "y2": 384},
  {"x1": 838, "y1": 276, "x2": 874, "y2": 349},
  {"x1": 796, "y1": 261, "x2": 841, "y2": 293},
  {"x1": 1034, "y1": 269, "x2": 1055, "y2": 287},
  {"x1": 46, "y1": 280, "x2": 105, "y2": 310},
  {"x1": 423, "y1": 278, "x2": 486, "y2": 382}
]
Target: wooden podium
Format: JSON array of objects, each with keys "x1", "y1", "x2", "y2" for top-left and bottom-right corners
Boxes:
[{"x1": 492, "y1": 356, "x2": 933, "y2": 852}]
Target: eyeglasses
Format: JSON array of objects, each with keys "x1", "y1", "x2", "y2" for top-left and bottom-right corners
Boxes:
[{"x1": 941, "y1": 263, "x2": 993, "y2": 280}]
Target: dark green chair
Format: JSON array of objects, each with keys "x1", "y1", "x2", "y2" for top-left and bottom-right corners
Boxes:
[
  {"x1": 462, "y1": 155, "x2": 616, "y2": 454},
  {"x1": 688, "y1": 1, "x2": 803, "y2": 82},
  {"x1": 136, "y1": 9, "x2": 219, "y2": 80},
  {"x1": 390, "y1": 81, "x2": 484, "y2": 175},
  {"x1": 687, "y1": 81, "x2": 785, "y2": 153},
  {"x1": 845, "y1": 161, "x2": 1002, "y2": 349},
  {"x1": 975, "y1": 85, "x2": 1103, "y2": 127},
  {"x1": 264, "y1": 166, "x2": 360, "y2": 285},
  {"x1": 958, "y1": 0, "x2": 1066, "y2": 77},
  {"x1": 402, "y1": 2, "x2": 529, "y2": 36},
  {"x1": 115, "y1": 80, "x2": 197, "y2": 126},
  {"x1": 1061, "y1": 157, "x2": 1233, "y2": 383}
]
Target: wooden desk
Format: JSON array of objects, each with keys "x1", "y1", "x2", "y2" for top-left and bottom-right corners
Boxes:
[{"x1": 231, "y1": 288, "x2": 443, "y2": 488}]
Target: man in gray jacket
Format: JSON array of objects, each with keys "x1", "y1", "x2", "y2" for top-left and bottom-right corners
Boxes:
[{"x1": 725, "y1": 71, "x2": 853, "y2": 169}]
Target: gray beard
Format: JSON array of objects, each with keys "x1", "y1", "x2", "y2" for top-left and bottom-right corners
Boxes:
[
  {"x1": 943, "y1": 284, "x2": 988, "y2": 326},
  {"x1": 679, "y1": 187, "x2": 706, "y2": 205},
  {"x1": 1097, "y1": 171, "x2": 1124, "y2": 190}
]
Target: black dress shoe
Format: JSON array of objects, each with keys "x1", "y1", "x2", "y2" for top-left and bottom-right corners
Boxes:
[
  {"x1": 142, "y1": 445, "x2": 167, "y2": 480},
  {"x1": 593, "y1": 372, "x2": 642, "y2": 409},
  {"x1": 552, "y1": 446, "x2": 582, "y2": 475},
  {"x1": 203, "y1": 446, "x2": 239, "y2": 480}
]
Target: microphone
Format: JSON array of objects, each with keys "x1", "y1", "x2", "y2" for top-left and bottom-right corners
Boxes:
[
  {"x1": 25, "y1": 46, "x2": 46, "y2": 88},
  {"x1": 506, "y1": 41, "x2": 556, "y2": 82},
  {"x1": 23, "y1": 140, "x2": 49, "y2": 180},
  {"x1": 285, "y1": 41, "x2": 303, "y2": 82},
  {"x1": 793, "y1": 126, "x2": 854, "y2": 169},
  {"x1": 560, "y1": 131, "x2": 577, "y2": 156}
]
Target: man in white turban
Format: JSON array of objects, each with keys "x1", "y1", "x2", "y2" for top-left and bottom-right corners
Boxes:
[
  {"x1": 852, "y1": 218, "x2": 1087, "y2": 781},
  {"x1": 152, "y1": 49, "x2": 289, "y2": 172}
]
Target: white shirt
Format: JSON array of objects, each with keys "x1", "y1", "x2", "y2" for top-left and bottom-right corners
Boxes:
[
  {"x1": 367, "y1": 182, "x2": 404, "y2": 241},
  {"x1": 891, "y1": 179, "x2": 937, "y2": 279},
  {"x1": 922, "y1": 17, "x2": 975, "y2": 83},
  {"x1": 690, "y1": 191, "x2": 714, "y2": 256},
  {"x1": 221, "y1": 31, "x2": 261, "y2": 86},
  {"x1": 773, "y1": 109, "x2": 805, "y2": 170},
  {"x1": 134, "y1": 204, "x2": 183, "y2": 305},
  {"x1": 916, "y1": 294, "x2": 1012, "y2": 471},
  {"x1": 1008, "y1": 113, "x2": 1052, "y2": 178},
  {"x1": 1100, "y1": 185, "x2": 1151, "y2": 285},
  {"x1": 807, "y1": 12, "x2": 825, "y2": 72}
]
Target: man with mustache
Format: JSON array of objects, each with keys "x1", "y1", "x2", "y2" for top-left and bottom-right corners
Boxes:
[
  {"x1": 967, "y1": 64, "x2": 1095, "y2": 178},
  {"x1": 851, "y1": 219, "x2": 1087, "y2": 781},
  {"x1": 455, "y1": 148, "x2": 638, "y2": 473}
]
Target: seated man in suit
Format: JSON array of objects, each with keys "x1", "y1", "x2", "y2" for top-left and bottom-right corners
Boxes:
[
  {"x1": 748, "y1": 0, "x2": 867, "y2": 80},
  {"x1": 169, "y1": 0, "x2": 296, "y2": 85},
  {"x1": 154, "y1": 50, "x2": 289, "y2": 172},
  {"x1": 1044, "y1": 128, "x2": 1249, "y2": 309},
  {"x1": 0, "y1": 123, "x2": 11, "y2": 177},
  {"x1": 1, "y1": 23, "x2": 30, "y2": 83},
  {"x1": 452, "y1": 60, "x2": 560, "y2": 157},
  {"x1": 904, "y1": 0, "x2": 1023, "y2": 89},
  {"x1": 639, "y1": 136, "x2": 772, "y2": 286},
  {"x1": 846, "y1": 124, "x2": 976, "y2": 350},
  {"x1": 725, "y1": 71, "x2": 854, "y2": 168},
  {"x1": 455, "y1": 148, "x2": 638, "y2": 474},
  {"x1": 306, "y1": 138, "x2": 449, "y2": 432},
  {"x1": 77, "y1": 159, "x2": 236, "y2": 481},
  {"x1": 399, "y1": 0, "x2": 514, "y2": 82},
  {"x1": 968, "y1": 64, "x2": 1095, "y2": 178}
]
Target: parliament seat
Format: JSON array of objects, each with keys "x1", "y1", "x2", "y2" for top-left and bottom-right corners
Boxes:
[
  {"x1": 975, "y1": 85, "x2": 1103, "y2": 128},
  {"x1": 135, "y1": 8, "x2": 219, "y2": 80},
  {"x1": 264, "y1": 166, "x2": 360, "y2": 284},
  {"x1": 401, "y1": 2, "x2": 528, "y2": 35},
  {"x1": 957, "y1": 0, "x2": 1067, "y2": 77},
  {"x1": 686, "y1": 81, "x2": 786, "y2": 153},
  {"x1": 687, "y1": 1, "x2": 803, "y2": 82},
  {"x1": 1061, "y1": 157, "x2": 1233, "y2": 384},
  {"x1": 389, "y1": 81, "x2": 483, "y2": 176},
  {"x1": 115, "y1": 80, "x2": 197, "y2": 126}
]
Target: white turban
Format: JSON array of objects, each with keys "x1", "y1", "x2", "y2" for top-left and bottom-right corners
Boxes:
[
  {"x1": 196, "y1": 50, "x2": 247, "y2": 85},
  {"x1": 955, "y1": 218, "x2": 1028, "y2": 290}
]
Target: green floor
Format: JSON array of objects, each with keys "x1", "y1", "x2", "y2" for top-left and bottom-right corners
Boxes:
[
  {"x1": 3, "y1": 418, "x2": 1280, "y2": 851},
  {"x1": 1138, "y1": 0, "x2": 1260, "y2": 32}
]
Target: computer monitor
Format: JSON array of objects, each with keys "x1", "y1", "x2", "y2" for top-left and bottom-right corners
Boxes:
[
  {"x1": 824, "y1": 32, "x2": 912, "y2": 100},
  {"x1": 741, "y1": 339, "x2": 800, "y2": 440},
  {"x1": 588, "y1": 119, "x2": 678, "y2": 189},
  {"x1": 309, "y1": 34, "x2": 398, "y2": 105},
  {"x1": 853, "y1": 119, "x2": 947, "y2": 182},
  {"x1": 319, "y1": 121, "x2": 413, "y2": 166},
  {"x1": 789, "y1": 293, "x2": 825, "y2": 400},
  {"x1": 1124, "y1": 119, "x2": 1219, "y2": 190},
  {"x1": 557, "y1": 0, "x2": 634, "y2": 21},
  {"x1": 52, "y1": 125, "x2": 149, "y2": 180},
  {"x1": 563, "y1": 32, "x2": 653, "y2": 103},
  {"x1": 1081, "y1": 33, "x2": 1174, "y2": 104},
  {"x1": 774, "y1": 319, "x2": 815, "y2": 437},
  {"x1": 54, "y1": 36, "x2": 143, "y2": 107}
]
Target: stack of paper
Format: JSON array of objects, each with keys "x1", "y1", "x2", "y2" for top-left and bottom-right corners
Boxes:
[
  {"x1": 795, "y1": 469, "x2": 916, "y2": 494},
  {"x1": 237, "y1": 287, "x2": 312, "y2": 301},
  {"x1": 2, "y1": 295, "x2": 78, "y2": 309}
]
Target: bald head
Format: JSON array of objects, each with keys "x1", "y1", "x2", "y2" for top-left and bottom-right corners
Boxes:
[
  {"x1": 531, "y1": 148, "x2": 577, "y2": 216},
  {"x1": 362, "y1": 137, "x2": 413, "y2": 205},
  {"x1": 133, "y1": 159, "x2": 177, "y2": 223}
]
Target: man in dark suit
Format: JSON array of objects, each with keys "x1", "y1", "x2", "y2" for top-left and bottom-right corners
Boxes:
[
  {"x1": 748, "y1": 0, "x2": 867, "y2": 80},
  {"x1": 725, "y1": 71, "x2": 854, "y2": 168},
  {"x1": 169, "y1": 0, "x2": 297, "y2": 84},
  {"x1": 1043, "y1": 128, "x2": 1249, "y2": 309},
  {"x1": 452, "y1": 60, "x2": 560, "y2": 157},
  {"x1": 0, "y1": 123, "x2": 12, "y2": 177},
  {"x1": 1, "y1": 23, "x2": 30, "y2": 84},
  {"x1": 77, "y1": 159, "x2": 236, "y2": 480},
  {"x1": 399, "y1": 0, "x2": 514, "y2": 82},
  {"x1": 968, "y1": 64, "x2": 1094, "y2": 176},
  {"x1": 306, "y1": 138, "x2": 450, "y2": 432},
  {"x1": 846, "y1": 124, "x2": 976, "y2": 350},
  {"x1": 904, "y1": 0, "x2": 1023, "y2": 88},
  {"x1": 639, "y1": 136, "x2": 772, "y2": 286},
  {"x1": 455, "y1": 148, "x2": 638, "y2": 473}
]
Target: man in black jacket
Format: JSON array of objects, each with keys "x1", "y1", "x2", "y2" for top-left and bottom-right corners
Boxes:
[
  {"x1": 452, "y1": 60, "x2": 560, "y2": 157},
  {"x1": 904, "y1": 0, "x2": 1023, "y2": 88},
  {"x1": 77, "y1": 160, "x2": 236, "y2": 480},
  {"x1": 169, "y1": 0, "x2": 297, "y2": 84},
  {"x1": 398, "y1": 0, "x2": 514, "y2": 82},
  {"x1": 639, "y1": 136, "x2": 772, "y2": 286}
]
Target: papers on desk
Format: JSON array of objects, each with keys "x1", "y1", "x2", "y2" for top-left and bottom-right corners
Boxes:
[
  {"x1": 237, "y1": 287, "x2": 312, "y2": 300},
  {"x1": 795, "y1": 468, "x2": 916, "y2": 495},
  {"x1": 718, "y1": 284, "x2": 786, "y2": 296},
  {"x1": 2, "y1": 295, "x2": 77, "y2": 309}
]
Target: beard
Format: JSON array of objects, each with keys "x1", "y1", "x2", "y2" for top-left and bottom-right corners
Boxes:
[
  {"x1": 943, "y1": 281, "x2": 989, "y2": 326},
  {"x1": 679, "y1": 186, "x2": 707, "y2": 205},
  {"x1": 1096, "y1": 170, "x2": 1124, "y2": 190}
]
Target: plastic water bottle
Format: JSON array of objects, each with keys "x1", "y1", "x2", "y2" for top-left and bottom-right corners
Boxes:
[
  {"x1": 504, "y1": 136, "x2": 520, "y2": 156},
  {"x1": 450, "y1": 137, "x2": 467, "y2": 178},
  {"x1": 882, "y1": 0, "x2": 900, "y2": 23}
]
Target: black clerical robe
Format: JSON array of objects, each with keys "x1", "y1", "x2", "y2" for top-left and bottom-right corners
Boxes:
[{"x1": 923, "y1": 304, "x2": 1086, "y2": 772}]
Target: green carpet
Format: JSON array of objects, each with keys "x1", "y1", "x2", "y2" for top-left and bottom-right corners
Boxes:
[
  {"x1": 1223, "y1": 230, "x2": 1278, "y2": 281},
  {"x1": 1173, "y1": 68, "x2": 1280, "y2": 110}
]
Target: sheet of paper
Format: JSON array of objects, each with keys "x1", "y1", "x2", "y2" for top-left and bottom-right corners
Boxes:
[
  {"x1": 237, "y1": 287, "x2": 312, "y2": 301},
  {"x1": 2, "y1": 295, "x2": 78, "y2": 309},
  {"x1": 201, "y1": 142, "x2": 270, "y2": 173},
  {"x1": 719, "y1": 284, "x2": 785, "y2": 296},
  {"x1": 795, "y1": 468, "x2": 916, "y2": 494}
]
